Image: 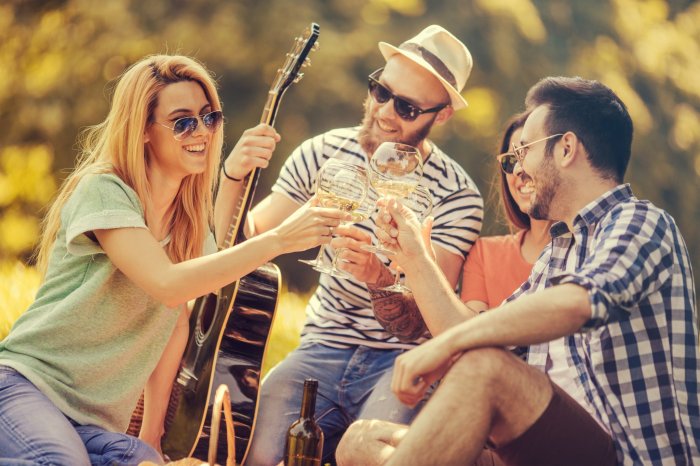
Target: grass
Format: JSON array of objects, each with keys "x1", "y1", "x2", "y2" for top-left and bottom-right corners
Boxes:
[{"x1": 0, "y1": 261, "x2": 308, "y2": 377}]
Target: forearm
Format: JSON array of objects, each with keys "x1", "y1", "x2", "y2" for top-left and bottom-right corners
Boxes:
[
  {"x1": 140, "y1": 308, "x2": 189, "y2": 451},
  {"x1": 402, "y1": 254, "x2": 477, "y2": 335},
  {"x1": 442, "y1": 284, "x2": 591, "y2": 355},
  {"x1": 214, "y1": 173, "x2": 250, "y2": 244},
  {"x1": 368, "y1": 266, "x2": 429, "y2": 342},
  {"x1": 159, "y1": 232, "x2": 282, "y2": 307}
]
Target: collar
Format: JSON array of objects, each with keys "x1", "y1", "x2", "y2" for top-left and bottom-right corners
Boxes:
[{"x1": 548, "y1": 184, "x2": 633, "y2": 239}]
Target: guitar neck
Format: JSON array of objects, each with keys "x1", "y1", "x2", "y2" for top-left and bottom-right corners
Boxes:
[{"x1": 222, "y1": 91, "x2": 282, "y2": 249}]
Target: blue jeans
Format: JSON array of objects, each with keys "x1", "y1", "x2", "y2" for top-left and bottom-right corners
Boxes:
[
  {"x1": 245, "y1": 341, "x2": 424, "y2": 466},
  {"x1": 0, "y1": 365, "x2": 162, "y2": 466}
]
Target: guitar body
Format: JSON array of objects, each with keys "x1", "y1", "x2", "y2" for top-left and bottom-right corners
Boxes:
[{"x1": 162, "y1": 262, "x2": 281, "y2": 464}]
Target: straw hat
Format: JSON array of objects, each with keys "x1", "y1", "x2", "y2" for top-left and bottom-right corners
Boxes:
[{"x1": 378, "y1": 25, "x2": 473, "y2": 109}]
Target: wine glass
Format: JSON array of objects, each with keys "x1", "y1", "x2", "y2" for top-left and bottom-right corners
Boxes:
[
  {"x1": 298, "y1": 160, "x2": 368, "y2": 272},
  {"x1": 325, "y1": 188, "x2": 378, "y2": 278},
  {"x1": 362, "y1": 142, "x2": 423, "y2": 255},
  {"x1": 380, "y1": 185, "x2": 433, "y2": 293}
]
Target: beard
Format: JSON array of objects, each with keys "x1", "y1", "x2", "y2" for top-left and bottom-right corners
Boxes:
[
  {"x1": 357, "y1": 97, "x2": 435, "y2": 156},
  {"x1": 528, "y1": 155, "x2": 561, "y2": 221}
]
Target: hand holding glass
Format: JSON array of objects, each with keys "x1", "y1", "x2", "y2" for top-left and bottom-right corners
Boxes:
[{"x1": 381, "y1": 185, "x2": 433, "y2": 293}]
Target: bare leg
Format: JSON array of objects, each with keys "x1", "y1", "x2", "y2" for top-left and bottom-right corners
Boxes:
[
  {"x1": 385, "y1": 347, "x2": 553, "y2": 466},
  {"x1": 336, "y1": 419, "x2": 408, "y2": 466}
]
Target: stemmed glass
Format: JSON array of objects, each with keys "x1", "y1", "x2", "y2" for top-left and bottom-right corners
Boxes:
[
  {"x1": 362, "y1": 142, "x2": 423, "y2": 255},
  {"x1": 381, "y1": 185, "x2": 433, "y2": 293},
  {"x1": 298, "y1": 160, "x2": 368, "y2": 273}
]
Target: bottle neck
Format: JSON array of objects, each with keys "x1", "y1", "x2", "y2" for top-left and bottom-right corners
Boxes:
[{"x1": 300, "y1": 381, "x2": 318, "y2": 419}]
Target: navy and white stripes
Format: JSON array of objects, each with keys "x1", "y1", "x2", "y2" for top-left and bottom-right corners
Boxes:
[{"x1": 271, "y1": 127, "x2": 484, "y2": 349}]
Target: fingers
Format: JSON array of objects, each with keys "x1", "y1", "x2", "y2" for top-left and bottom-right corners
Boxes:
[
  {"x1": 375, "y1": 224, "x2": 397, "y2": 247},
  {"x1": 245, "y1": 123, "x2": 282, "y2": 141},
  {"x1": 391, "y1": 356, "x2": 430, "y2": 408},
  {"x1": 333, "y1": 225, "x2": 371, "y2": 242},
  {"x1": 225, "y1": 125, "x2": 281, "y2": 179}
]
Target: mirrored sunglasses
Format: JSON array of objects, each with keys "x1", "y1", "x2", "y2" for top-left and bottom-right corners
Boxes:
[
  {"x1": 157, "y1": 110, "x2": 223, "y2": 141},
  {"x1": 496, "y1": 152, "x2": 518, "y2": 174}
]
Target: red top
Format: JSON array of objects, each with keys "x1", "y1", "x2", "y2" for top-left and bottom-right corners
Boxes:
[{"x1": 460, "y1": 230, "x2": 533, "y2": 308}]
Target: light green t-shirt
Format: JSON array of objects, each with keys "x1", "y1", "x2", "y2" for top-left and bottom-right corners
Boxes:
[{"x1": 0, "y1": 173, "x2": 215, "y2": 433}]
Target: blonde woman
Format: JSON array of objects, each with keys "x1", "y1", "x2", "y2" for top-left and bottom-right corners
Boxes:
[{"x1": 0, "y1": 55, "x2": 344, "y2": 465}]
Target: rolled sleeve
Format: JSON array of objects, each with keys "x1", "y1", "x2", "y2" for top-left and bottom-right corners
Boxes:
[
  {"x1": 550, "y1": 205, "x2": 673, "y2": 331},
  {"x1": 62, "y1": 174, "x2": 147, "y2": 256}
]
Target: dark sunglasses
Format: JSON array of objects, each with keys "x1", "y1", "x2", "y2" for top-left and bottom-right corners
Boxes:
[
  {"x1": 496, "y1": 152, "x2": 518, "y2": 174},
  {"x1": 156, "y1": 110, "x2": 223, "y2": 141},
  {"x1": 368, "y1": 69, "x2": 448, "y2": 122}
]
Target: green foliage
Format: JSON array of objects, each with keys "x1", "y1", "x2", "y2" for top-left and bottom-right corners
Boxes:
[
  {"x1": 1, "y1": 0, "x2": 698, "y2": 294},
  {"x1": 0, "y1": 262, "x2": 41, "y2": 340}
]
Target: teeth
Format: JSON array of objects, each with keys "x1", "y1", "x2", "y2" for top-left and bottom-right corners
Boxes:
[
  {"x1": 520, "y1": 181, "x2": 534, "y2": 194},
  {"x1": 376, "y1": 121, "x2": 395, "y2": 133},
  {"x1": 184, "y1": 144, "x2": 205, "y2": 152}
]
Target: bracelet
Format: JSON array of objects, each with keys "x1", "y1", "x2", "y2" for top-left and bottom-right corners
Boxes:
[{"x1": 222, "y1": 164, "x2": 243, "y2": 182}]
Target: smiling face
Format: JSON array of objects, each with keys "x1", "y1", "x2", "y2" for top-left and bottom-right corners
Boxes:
[
  {"x1": 358, "y1": 54, "x2": 451, "y2": 157},
  {"x1": 144, "y1": 80, "x2": 216, "y2": 180},
  {"x1": 504, "y1": 127, "x2": 535, "y2": 214},
  {"x1": 519, "y1": 106, "x2": 563, "y2": 221}
]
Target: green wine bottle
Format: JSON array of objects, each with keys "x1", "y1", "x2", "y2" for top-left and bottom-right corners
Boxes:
[{"x1": 283, "y1": 378, "x2": 324, "y2": 465}]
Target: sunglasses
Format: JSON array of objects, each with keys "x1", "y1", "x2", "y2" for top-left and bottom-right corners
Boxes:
[
  {"x1": 156, "y1": 110, "x2": 223, "y2": 141},
  {"x1": 496, "y1": 152, "x2": 518, "y2": 174},
  {"x1": 368, "y1": 69, "x2": 448, "y2": 122}
]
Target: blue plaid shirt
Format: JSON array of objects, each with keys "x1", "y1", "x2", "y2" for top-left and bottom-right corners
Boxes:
[{"x1": 508, "y1": 184, "x2": 699, "y2": 465}]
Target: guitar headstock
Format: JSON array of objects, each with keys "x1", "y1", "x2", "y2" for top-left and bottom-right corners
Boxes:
[{"x1": 271, "y1": 22, "x2": 320, "y2": 98}]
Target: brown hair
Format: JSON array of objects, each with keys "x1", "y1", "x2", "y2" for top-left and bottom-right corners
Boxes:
[
  {"x1": 525, "y1": 76, "x2": 633, "y2": 182},
  {"x1": 496, "y1": 111, "x2": 530, "y2": 230}
]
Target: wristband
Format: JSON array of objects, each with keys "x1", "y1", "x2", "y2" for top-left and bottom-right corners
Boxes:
[{"x1": 222, "y1": 164, "x2": 243, "y2": 182}]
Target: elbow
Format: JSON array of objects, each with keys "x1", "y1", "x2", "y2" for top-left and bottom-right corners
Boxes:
[{"x1": 151, "y1": 275, "x2": 188, "y2": 309}]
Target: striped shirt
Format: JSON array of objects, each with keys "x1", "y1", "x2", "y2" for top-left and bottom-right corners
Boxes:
[
  {"x1": 272, "y1": 127, "x2": 483, "y2": 349},
  {"x1": 508, "y1": 184, "x2": 699, "y2": 465}
]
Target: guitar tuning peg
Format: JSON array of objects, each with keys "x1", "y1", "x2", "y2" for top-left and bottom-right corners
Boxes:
[
  {"x1": 313, "y1": 42, "x2": 320, "y2": 51},
  {"x1": 302, "y1": 57, "x2": 311, "y2": 67},
  {"x1": 294, "y1": 73, "x2": 304, "y2": 83}
]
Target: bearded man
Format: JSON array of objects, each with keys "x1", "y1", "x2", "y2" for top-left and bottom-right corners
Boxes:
[{"x1": 216, "y1": 25, "x2": 484, "y2": 465}]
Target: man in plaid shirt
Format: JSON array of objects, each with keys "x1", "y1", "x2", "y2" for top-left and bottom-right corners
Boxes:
[{"x1": 336, "y1": 77, "x2": 699, "y2": 466}]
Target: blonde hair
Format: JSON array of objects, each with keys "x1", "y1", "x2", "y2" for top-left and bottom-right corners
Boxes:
[{"x1": 36, "y1": 55, "x2": 223, "y2": 275}]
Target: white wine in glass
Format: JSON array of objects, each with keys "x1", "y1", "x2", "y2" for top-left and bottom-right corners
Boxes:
[
  {"x1": 363, "y1": 141, "x2": 423, "y2": 255},
  {"x1": 299, "y1": 160, "x2": 368, "y2": 272}
]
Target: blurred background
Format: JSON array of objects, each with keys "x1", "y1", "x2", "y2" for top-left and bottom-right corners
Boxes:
[{"x1": 2, "y1": 0, "x2": 699, "y2": 368}]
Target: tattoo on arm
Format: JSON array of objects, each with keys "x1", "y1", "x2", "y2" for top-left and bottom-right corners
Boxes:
[{"x1": 368, "y1": 284, "x2": 429, "y2": 343}]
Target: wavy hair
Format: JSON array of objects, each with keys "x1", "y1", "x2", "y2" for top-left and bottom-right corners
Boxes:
[{"x1": 36, "y1": 55, "x2": 223, "y2": 274}]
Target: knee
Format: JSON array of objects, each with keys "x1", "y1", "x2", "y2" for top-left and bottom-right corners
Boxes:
[
  {"x1": 336, "y1": 420, "x2": 369, "y2": 466},
  {"x1": 442, "y1": 347, "x2": 514, "y2": 391},
  {"x1": 103, "y1": 436, "x2": 162, "y2": 466}
]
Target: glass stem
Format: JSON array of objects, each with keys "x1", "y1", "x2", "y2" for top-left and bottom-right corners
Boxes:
[
  {"x1": 392, "y1": 267, "x2": 401, "y2": 287},
  {"x1": 312, "y1": 245, "x2": 327, "y2": 264}
]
